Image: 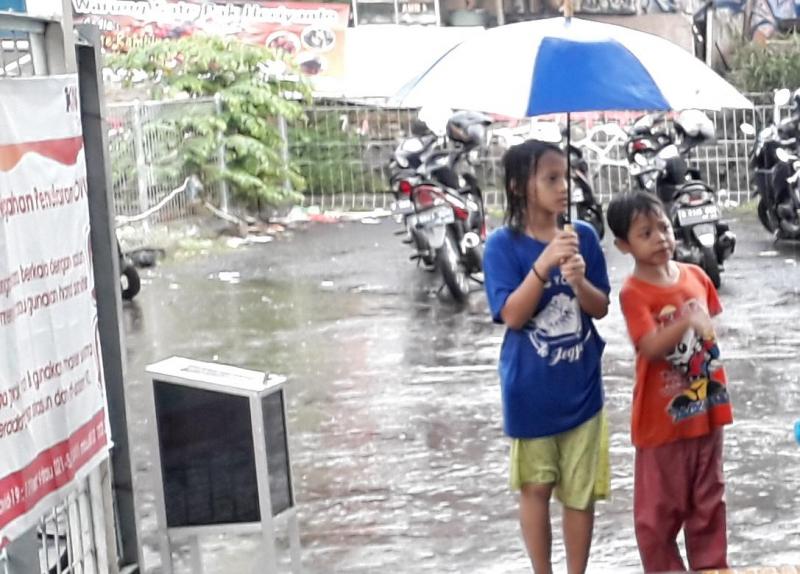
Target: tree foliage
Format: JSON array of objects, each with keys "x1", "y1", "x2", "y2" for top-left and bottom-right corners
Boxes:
[
  {"x1": 108, "y1": 35, "x2": 311, "y2": 207},
  {"x1": 729, "y1": 35, "x2": 800, "y2": 93}
]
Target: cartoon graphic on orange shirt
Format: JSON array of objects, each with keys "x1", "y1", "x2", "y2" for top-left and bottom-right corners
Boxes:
[{"x1": 658, "y1": 303, "x2": 730, "y2": 422}]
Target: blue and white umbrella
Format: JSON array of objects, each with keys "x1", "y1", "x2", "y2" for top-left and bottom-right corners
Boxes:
[{"x1": 393, "y1": 16, "x2": 753, "y2": 117}]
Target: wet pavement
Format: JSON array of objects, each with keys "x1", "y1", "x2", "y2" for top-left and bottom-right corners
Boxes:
[{"x1": 120, "y1": 208, "x2": 800, "y2": 573}]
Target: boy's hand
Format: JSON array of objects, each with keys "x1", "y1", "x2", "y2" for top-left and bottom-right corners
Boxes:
[
  {"x1": 560, "y1": 254, "x2": 586, "y2": 287},
  {"x1": 539, "y1": 230, "x2": 578, "y2": 271},
  {"x1": 687, "y1": 307, "x2": 714, "y2": 338}
]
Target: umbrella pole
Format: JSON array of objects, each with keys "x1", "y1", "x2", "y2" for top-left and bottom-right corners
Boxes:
[{"x1": 566, "y1": 111, "x2": 572, "y2": 226}]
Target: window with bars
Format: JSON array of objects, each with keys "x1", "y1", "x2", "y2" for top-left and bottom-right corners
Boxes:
[{"x1": 0, "y1": 32, "x2": 35, "y2": 76}]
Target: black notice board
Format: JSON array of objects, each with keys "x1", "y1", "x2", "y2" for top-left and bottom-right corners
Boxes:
[{"x1": 153, "y1": 381, "x2": 293, "y2": 528}]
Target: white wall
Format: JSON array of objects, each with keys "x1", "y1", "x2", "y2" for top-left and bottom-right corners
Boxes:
[{"x1": 312, "y1": 24, "x2": 485, "y2": 99}]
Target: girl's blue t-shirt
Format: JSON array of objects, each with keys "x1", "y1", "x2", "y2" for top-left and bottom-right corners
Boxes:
[{"x1": 483, "y1": 221, "x2": 610, "y2": 438}]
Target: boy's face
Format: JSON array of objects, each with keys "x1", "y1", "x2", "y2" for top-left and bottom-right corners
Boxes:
[{"x1": 615, "y1": 208, "x2": 675, "y2": 265}]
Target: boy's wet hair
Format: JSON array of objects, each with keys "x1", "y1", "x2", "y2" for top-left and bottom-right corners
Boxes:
[
  {"x1": 606, "y1": 191, "x2": 666, "y2": 240},
  {"x1": 502, "y1": 139, "x2": 564, "y2": 233}
]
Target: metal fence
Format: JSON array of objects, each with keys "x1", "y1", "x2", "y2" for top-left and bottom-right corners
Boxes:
[
  {"x1": 291, "y1": 100, "x2": 784, "y2": 211},
  {"x1": 13, "y1": 474, "x2": 112, "y2": 574},
  {"x1": 107, "y1": 98, "x2": 218, "y2": 226},
  {"x1": 105, "y1": 94, "x2": 789, "y2": 224},
  {"x1": 0, "y1": 12, "x2": 115, "y2": 574},
  {"x1": 0, "y1": 32, "x2": 36, "y2": 77}
]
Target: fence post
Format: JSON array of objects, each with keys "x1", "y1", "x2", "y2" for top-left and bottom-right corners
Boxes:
[
  {"x1": 278, "y1": 114, "x2": 293, "y2": 197},
  {"x1": 214, "y1": 92, "x2": 230, "y2": 213},
  {"x1": 76, "y1": 25, "x2": 138, "y2": 573},
  {"x1": 132, "y1": 100, "x2": 149, "y2": 231}
]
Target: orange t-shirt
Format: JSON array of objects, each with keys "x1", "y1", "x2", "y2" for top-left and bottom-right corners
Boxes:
[{"x1": 619, "y1": 263, "x2": 733, "y2": 448}]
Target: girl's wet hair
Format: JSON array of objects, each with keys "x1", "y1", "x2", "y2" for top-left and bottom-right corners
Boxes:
[
  {"x1": 606, "y1": 191, "x2": 666, "y2": 240},
  {"x1": 502, "y1": 139, "x2": 564, "y2": 233}
]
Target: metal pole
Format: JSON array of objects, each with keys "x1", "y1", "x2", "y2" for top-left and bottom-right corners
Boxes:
[
  {"x1": 704, "y1": 4, "x2": 714, "y2": 67},
  {"x1": 214, "y1": 93, "x2": 230, "y2": 214},
  {"x1": 76, "y1": 24, "x2": 141, "y2": 573},
  {"x1": 278, "y1": 114, "x2": 293, "y2": 198},
  {"x1": 250, "y1": 395, "x2": 278, "y2": 574},
  {"x1": 566, "y1": 111, "x2": 573, "y2": 225},
  {"x1": 774, "y1": 90, "x2": 781, "y2": 126},
  {"x1": 132, "y1": 100, "x2": 150, "y2": 232}
]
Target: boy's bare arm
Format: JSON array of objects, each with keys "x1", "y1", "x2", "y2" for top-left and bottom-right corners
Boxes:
[{"x1": 637, "y1": 309, "x2": 712, "y2": 360}]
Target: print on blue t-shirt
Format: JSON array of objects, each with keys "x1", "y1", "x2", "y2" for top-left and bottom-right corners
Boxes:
[{"x1": 484, "y1": 221, "x2": 610, "y2": 439}]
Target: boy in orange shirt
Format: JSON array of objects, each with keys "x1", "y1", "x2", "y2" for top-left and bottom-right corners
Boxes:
[{"x1": 606, "y1": 191, "x2": 733, "y2": 572}]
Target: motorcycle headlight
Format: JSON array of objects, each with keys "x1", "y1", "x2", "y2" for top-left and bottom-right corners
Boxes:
[{"x1": 758, "y1": 127, "x2": 775, "y2": 140}]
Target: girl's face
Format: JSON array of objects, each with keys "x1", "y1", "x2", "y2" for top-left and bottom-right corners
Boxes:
[{"x1": 527, "y1": 151, "x2": 568, "y2": 216}]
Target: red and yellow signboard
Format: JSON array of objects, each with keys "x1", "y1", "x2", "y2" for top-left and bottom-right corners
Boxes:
[{"x1": 72, "y1": 0, "x2": 350, "y2": 77}]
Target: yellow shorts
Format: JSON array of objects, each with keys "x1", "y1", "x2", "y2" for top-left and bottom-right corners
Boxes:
[{"x1": 509, "y1": 409, "x2": 610, "y2": 510}]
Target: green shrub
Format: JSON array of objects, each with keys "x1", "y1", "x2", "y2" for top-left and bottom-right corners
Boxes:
[{"x1": 289, "y1": 111, "x2": 376, "y2": 196}]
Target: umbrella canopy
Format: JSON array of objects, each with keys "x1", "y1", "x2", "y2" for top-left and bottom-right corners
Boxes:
[{"x1": 393, "y1": 16, "x2": 753, "y2": 118}]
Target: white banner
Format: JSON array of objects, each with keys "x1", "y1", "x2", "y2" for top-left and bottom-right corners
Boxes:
[{"x1": 0, "y1": 75, "x2": 110, "y2": 546}]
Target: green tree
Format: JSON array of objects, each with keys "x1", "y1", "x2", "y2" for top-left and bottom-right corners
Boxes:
[
  {"x1": 730, "y1": 35, "x2": 800, "y2": 93},
  {"x1": 108, "y1": 35, "x2": 310, "y2": 207}
]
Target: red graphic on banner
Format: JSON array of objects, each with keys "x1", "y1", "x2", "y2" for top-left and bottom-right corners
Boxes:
[
  {"x1": 0, "y1": 137, "x2": 84, "y2": 172},
  {"x1": 0, "y1": 411, "x2": 107, "y2": 534},
  {"x1": 72, "y1": 0, "x2": 350, "y2": 78}
]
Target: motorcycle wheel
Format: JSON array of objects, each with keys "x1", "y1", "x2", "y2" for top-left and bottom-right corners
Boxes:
[
  {"x1": 466, "y1": 242, "x2": 484, "y2": 273},
  {"x1": 437, "y1": 230, "x2": 471, "y2": 302},
  {"x1": 757, "y1": 197, "x2": 779, "y2": 233},
  {"x1": 577, "y1": 204, "x2": 605, "y2": 240},
  {"x1": 700, "y1": 246, "x2": 721, "y2": 289},
  {"x1": 121, "y1": 264, "x2": 141, "y2": 300}
]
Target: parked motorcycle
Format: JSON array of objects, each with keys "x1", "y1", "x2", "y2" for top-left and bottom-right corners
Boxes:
[
  {"x1": 392, "y1": 111, "x2": 489, "y2": 301},
  {"x1": 740, "y1": 88, "x2": 800, "y2": 238},
  {"x1": 388, "y1": 119, "x2": 439, "y2": 241},
  {"x1": 569, "y1": 144, "x2": 605, "y2": 239},
  {"x1": 627, "y1": 110, "x2": 735, "y2": 287},
  {"x1": 118, "y1": 238, "x2": 141, "y2": 300}
]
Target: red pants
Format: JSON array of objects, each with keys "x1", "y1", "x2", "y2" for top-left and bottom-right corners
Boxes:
[{"x1": 634, "y1": 429, "x2": 728, "y2": 573}]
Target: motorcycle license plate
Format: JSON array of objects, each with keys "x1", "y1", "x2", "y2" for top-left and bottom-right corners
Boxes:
[
  {"x1": 677, "y1": 204, "x2": 719, "y2": 226},
  {"x1": 415, "y1": 206, "x2": 455, "y2": 226},
  {"x1": 391, "y1": 199, "x2": 414, "y2": 215}
]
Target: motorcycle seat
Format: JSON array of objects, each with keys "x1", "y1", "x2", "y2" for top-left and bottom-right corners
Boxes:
[{"x1": 679, "y1": 180, "x2": 712, "y2": 194}]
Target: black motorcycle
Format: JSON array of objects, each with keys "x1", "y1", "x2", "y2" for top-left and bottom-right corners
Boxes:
[
  {"x1": 388, "y1": 120, "x2": 439, "y2": 242},
  {"x1": 569, "y1": 144, "x2": 605, "y2": 239},
  {"x1": 627, "y1": 110, "x2": 735, "y2": 287},
  {"x1": 118, "y1": 238, "x2": 141, "y2": 301},
  {"x1": 400, "y1": 111, "x2": 489, "y2": 301},
  {"x1": 740, "y1": 88, "x2": 800, "y2": 238}
]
